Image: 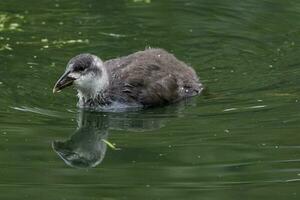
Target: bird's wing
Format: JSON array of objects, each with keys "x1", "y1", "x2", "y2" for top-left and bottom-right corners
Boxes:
[
  {"x1": 105, "y1": 61, "x2": 180, "y2": 106},
  {"x1": 104, "y1": 48, "x2": 201, "y2": 106},
  {"x1": 122, "y1": 70, "x2": 180, "y2": 106}
]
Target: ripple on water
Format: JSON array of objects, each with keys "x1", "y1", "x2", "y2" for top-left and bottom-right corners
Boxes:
[{"x1": 10, "y1": 106, "x2": 71, "y2": 118}]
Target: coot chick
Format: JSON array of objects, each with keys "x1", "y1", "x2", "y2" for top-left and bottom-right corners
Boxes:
[{"x1": 53, "y1": 48, "x2": 203, "y2": 108}]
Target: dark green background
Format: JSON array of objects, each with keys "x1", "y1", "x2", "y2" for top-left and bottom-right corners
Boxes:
[{"x1": 0, "y1": 0, "x2": 300, "y2": 199}]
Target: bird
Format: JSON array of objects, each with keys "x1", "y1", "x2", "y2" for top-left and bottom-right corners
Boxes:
[{"x1": 53, "y1": 48, "x2": 203, "y2": 109}]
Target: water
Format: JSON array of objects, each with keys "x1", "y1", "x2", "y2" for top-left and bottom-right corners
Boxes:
[{"x1": 0, "y1": 0, "x2": 300, "y2": 199}]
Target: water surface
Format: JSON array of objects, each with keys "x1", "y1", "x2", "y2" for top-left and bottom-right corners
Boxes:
[{"x1": 0, "y1": 0, "x2": 300, "y2": 199}]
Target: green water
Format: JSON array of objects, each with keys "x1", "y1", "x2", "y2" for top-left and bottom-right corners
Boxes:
[{"x1": 1, "y1": 0, "x2": 300, "y2": 199}]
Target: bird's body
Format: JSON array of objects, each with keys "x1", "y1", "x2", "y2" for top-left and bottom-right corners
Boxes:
[{"x1": 53, "y1": 48, "x2": 203, "y2": 109}]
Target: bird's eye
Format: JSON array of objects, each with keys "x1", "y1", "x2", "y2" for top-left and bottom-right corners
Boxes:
[{"x1": 75, "y1": 66, "x2": 85, "y2": 71}]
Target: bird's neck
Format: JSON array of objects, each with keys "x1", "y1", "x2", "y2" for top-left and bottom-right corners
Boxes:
[{"x1": 77, "y1": 68, "x2": 110, "y2": 106}]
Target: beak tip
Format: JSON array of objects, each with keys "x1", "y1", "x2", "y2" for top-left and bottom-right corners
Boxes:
[{"x1": 52, "y1": 87, "x2": 61, "y2": 94}]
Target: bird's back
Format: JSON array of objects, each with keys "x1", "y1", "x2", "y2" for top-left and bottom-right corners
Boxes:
[{"x1": 103, "y1": 48, "x2": 202, "y2": 106}]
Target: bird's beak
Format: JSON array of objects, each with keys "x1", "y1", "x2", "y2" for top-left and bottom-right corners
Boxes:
[{"x1": 53, "y1": 71, "x2": 76, "y2": 93}]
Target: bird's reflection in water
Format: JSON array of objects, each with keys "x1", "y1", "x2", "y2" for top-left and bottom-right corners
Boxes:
[
  {"x1": 52, "y1": 111, "x2": 109, "y2": 168},
  {"x1": 52, "y1": 99, "x2": 198, "y2": 168}
]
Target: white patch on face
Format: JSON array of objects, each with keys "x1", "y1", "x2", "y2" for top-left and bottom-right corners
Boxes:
[
  {"x1": 68, "y1": 72, "x2": 81, "y2": 79},
  {"x1": 74, "y1": 56, "x2": 109, "y2": 100}
]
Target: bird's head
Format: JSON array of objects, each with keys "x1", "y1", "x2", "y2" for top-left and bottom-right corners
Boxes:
[{"x1": 53, "y1": 54, "x2": 108, "y2": 98}]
